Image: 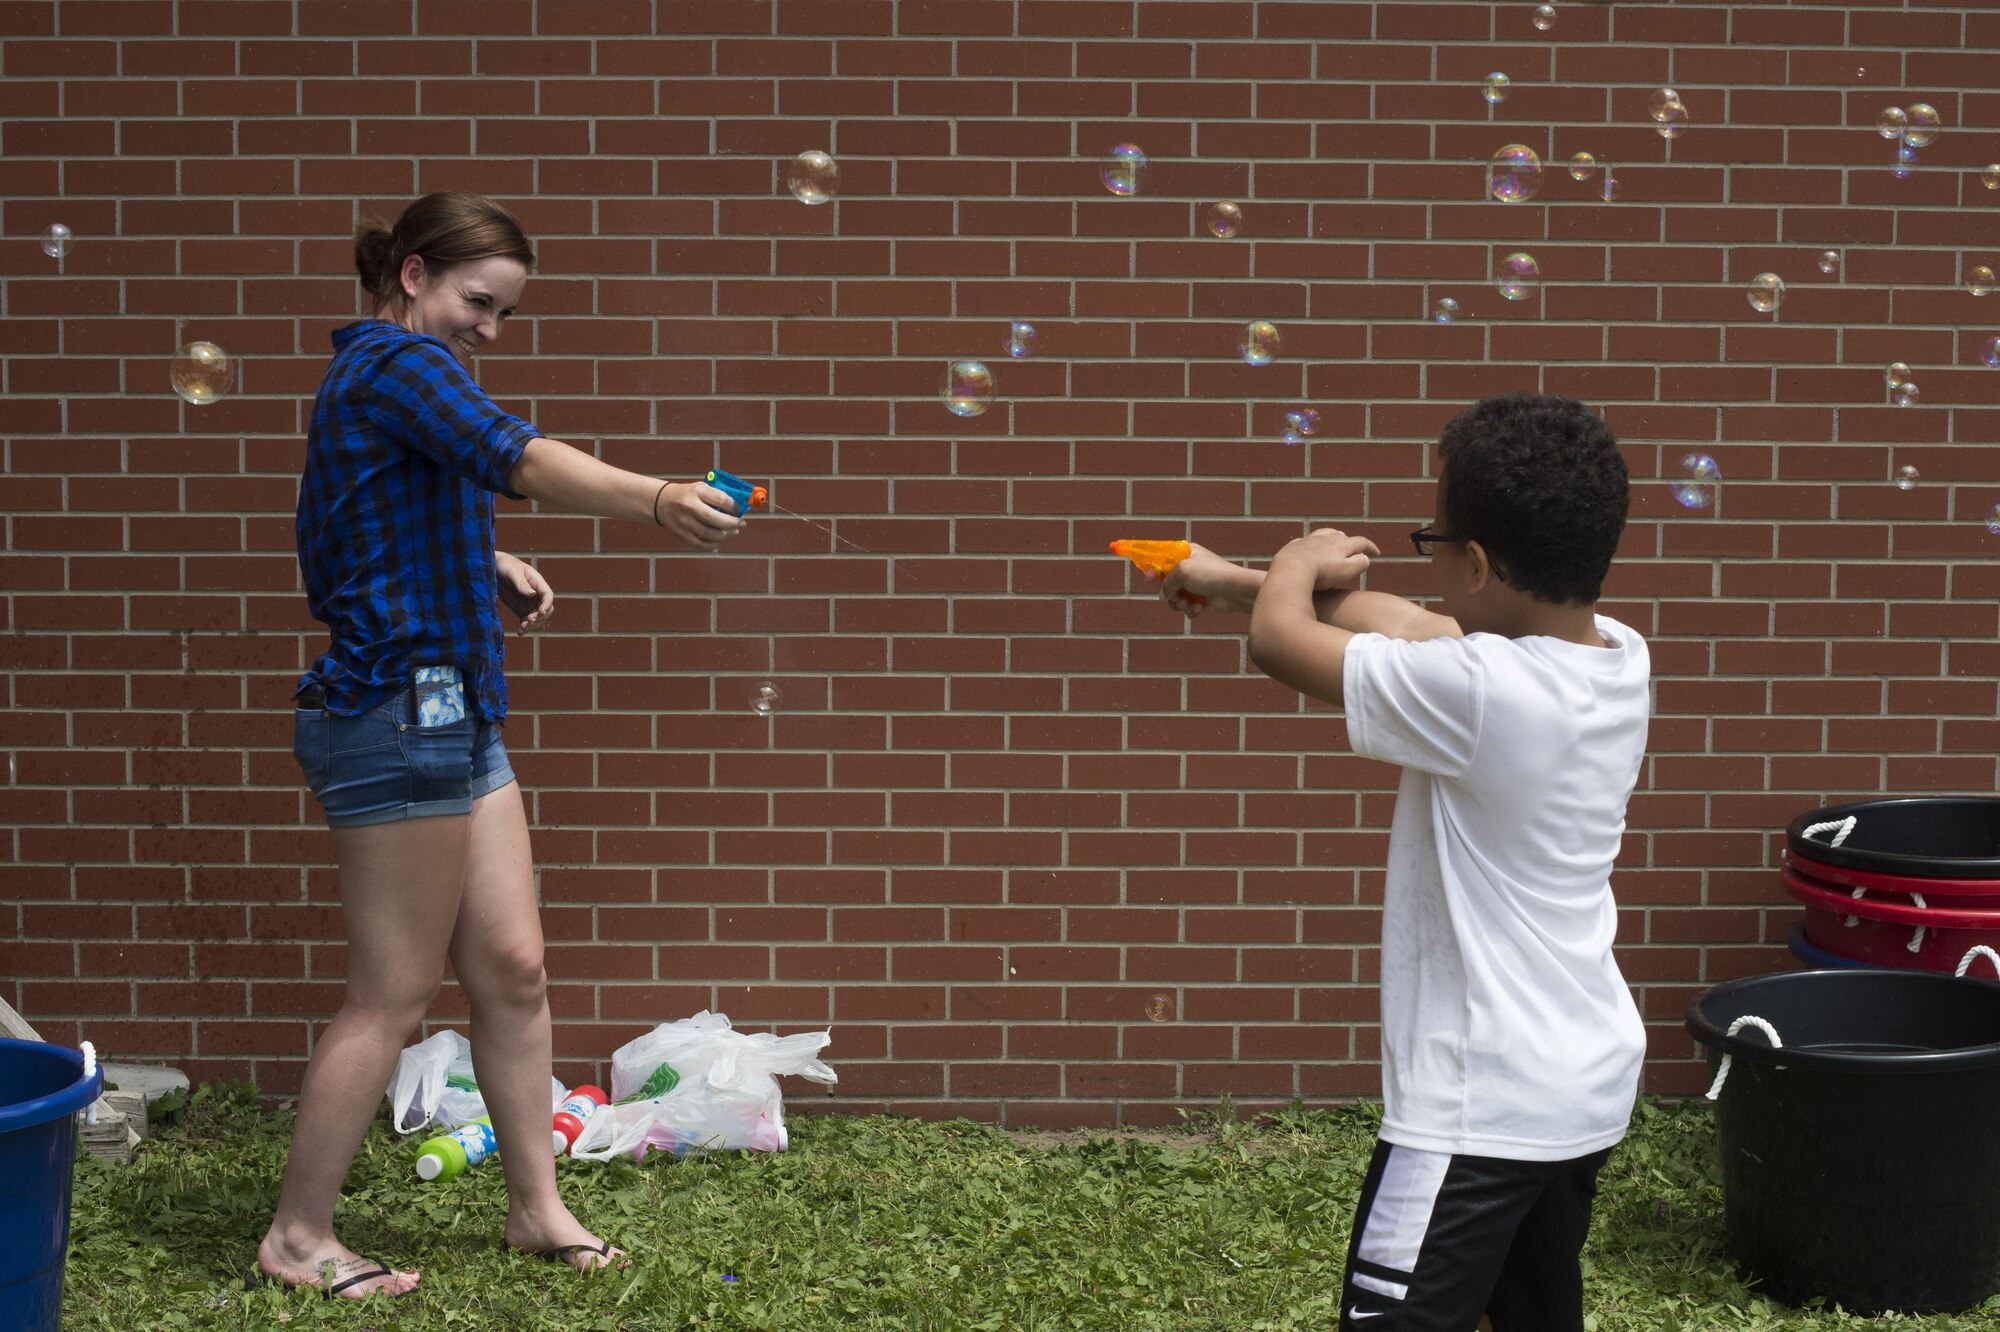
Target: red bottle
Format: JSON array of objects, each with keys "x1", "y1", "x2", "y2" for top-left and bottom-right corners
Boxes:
[{"x1": 551, "y1": 1085, "x2": 608, "y2": 1155}]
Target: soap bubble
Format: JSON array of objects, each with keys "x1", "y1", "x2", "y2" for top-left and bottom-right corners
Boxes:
[
  {"x1": 1568, "y1": 151, "x2": 1597, "y2": 182},
  {"x1": 1496, "y1": 251, "x2": 1540, "y2": 301},
  {"x1": 40, "y1": 223, "x2": 71, "y2": 259},
  {"x1": 1483, "y1": 73, "x2": 1511, "y2": 105},
  {"x1": 1145, "y1": 993, "x2": 1172, "y2": 1022},
  {"x1": 1892, "y1": 380, "x2": 1920, "y2": 406},
  {"x1": 1203, "y1": 201, "x2": 1243, "y2": 238},
  {"x1": 1599, "y1": 169, "x2": 1620, "y2": 202},
  {"x1": 1985, "y1": 165, "x2": 2000, "y2": 190},
  {"x1": 1903, "y1": 103, "x2": 1941, "y2": 148},
  {"x1": 1005, "y1": 321, "x2": 1037, "y2": 359},
  {"x1": 1433, "y1": 296, "x2": 1461, "y2": 324},
  {"x1": 1818, "y1": 250, "x2": 1840, "y2": 275},
  {"x1": 1984, "y1": 337, "x2": 2000, "y2": 370},
  {"x1": 1969, "y1": 265, "x2": 1995, "y2": 297},
  {"x1": 1532, "y1": 4, "x2": 1556, "y2": 31},
  {"x1": 170, "y1": 341, "x2": 235, "y2": 405},
  {"x1": 1673, "y1": 454, "x2": 1720, "y2": 510},
  {"x1": 1894, "y1": 143, "x2": 1919, "y2": 179},
  {"x1": 1486, "y1": 144, "x2": 1543, "y2": 202},
  {"x1": 1281, "y1": 408, "x2": 1320, "y2": 446},
  {"x1": 1746, "y1": 273, "x2": 1785, "y2": 314},
  {"x1": 1238, "y1": 320, "x2": 1281, "y2": 366},
  {"x1": 1895, "y1": 464, "x2": 1920, "y2": 491},
  {"x1": 942, "y1": 360, "x2": 994, "y2": 417},
  {"x1": 1653, "y1": 101, "x2": 1689, "y2": 139},
  {"x1": 1102, "y1": 144, "x2": 1148, "y2": 196},
  {"x1": 750, "y1": 681, "x2": 781, "y2": 715},
  {"x1": 786, "y1": 150, "x2": 839, "y2": 205},
  {"x1": 1987, "y1": 504, "x2": 2000, "y2": 537},
  {"x1": 1886, "y1": 361, "x2": 1912, "y2": 389},
  {"x1": 1648, "y1": 88, "x2": 1682, "y2": 120},
  {"x1": 1877, "y1": 107, "x2": 1907, "y2": 139}
]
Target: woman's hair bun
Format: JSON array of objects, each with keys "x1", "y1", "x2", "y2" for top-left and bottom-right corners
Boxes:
[{"x1": 352, "y1": 222, "x2": 397, "y2": 297}]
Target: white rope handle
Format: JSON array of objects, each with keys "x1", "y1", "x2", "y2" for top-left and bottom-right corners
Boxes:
[
  {"x1": 1805, "y1": 814, "x2": 1863, "y2": 924},
  {"x1": 1801, "y1": 815, "x2": 1864, "y2": 923},
  {"x1": 81, "y1": 1039, "x2": 98, "y2": 1124},
  {"x1": 1835, "y1": 878, "x2": 1931, "y2": 951},
  {"x1": 1803, "y1": 815, "x2": 1857, "y2": 848},
  {"x1": 1957, "y1": 946, "x2": 2000, "y2": 979},
  {"x1": 1705, "y1": 1015, "x2": 1781, "y2": 1101}
]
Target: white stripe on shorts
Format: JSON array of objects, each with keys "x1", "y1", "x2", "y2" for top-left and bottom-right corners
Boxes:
[
  {"x1": 1356, "y1": 1143, "x2": 1452, "y2": 1288},
  {"x1": 1353, "y1": 1271, "x2": 1410, "y2": 1301}
]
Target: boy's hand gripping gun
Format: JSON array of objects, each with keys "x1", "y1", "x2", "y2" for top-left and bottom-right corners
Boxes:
[
  {"x1": 1109, "y1": 539, "x2": 1206, "y2": 607},
  {"x1": 705, "y1": 469, "x2": 769, "y2": 518}
]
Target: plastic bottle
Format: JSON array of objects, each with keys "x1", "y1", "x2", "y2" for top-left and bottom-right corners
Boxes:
[
  {"x1": 551, "y1": 1085, "x2": 607, "y2": 1155},
  {"x1": 415, "y1": 1116, "x2": 497, "y2": 1182}
]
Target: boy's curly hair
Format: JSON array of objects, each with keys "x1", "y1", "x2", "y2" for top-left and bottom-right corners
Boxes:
[{"x1": 1437, "y1": 393, "x2": 1628, "y2": 606}]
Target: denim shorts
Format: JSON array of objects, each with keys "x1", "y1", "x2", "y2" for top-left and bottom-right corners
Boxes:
[{"x1": 293, "y1": 675, "x2": 516, "y2": 829}]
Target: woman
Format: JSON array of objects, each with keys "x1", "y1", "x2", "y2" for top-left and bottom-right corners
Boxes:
[{"x1": 261, "y1": 192, "x2": 744, "y2": 1298}]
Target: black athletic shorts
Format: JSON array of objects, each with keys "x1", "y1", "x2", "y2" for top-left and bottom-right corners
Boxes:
[{"x1": 1338, "y1": 1137, "x2": 1613, "y2": 1332}]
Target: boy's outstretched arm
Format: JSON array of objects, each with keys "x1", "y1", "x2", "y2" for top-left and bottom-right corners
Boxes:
[
  {"x1": 1313, "y1": 587, "x2": 1462, "y2": 642},
  {"x1": 1161, "y1": 540, "x2": 1462, "y2": 643},
  {"x1": 1246, "y1": 530, "x2": 1382, "y2": 708}
]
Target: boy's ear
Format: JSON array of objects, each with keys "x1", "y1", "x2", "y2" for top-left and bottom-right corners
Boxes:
[
  {"x1": 1464, "y1": 540, "x2": 1513, "y2": 592},
  {"x1": 1463, "y1": 539, "x2": 1495, "y2": 594}
]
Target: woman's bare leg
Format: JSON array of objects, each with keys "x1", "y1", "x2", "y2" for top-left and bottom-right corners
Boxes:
[
  {"x1": 449, "y1": 779, "x2": 623, "y2": 1270},
  {"x1": 256, "y1": 813, "x2": 471, "y2": 1296}
]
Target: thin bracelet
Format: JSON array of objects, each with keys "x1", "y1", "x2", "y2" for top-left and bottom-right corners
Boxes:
[{"x1": 652, "y1": 479, "x2": 669, "y2": 527}]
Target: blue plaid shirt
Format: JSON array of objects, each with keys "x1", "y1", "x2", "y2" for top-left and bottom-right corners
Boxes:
[{"x1": 295, "y1": 320, "x2": 540, "y2": 722}]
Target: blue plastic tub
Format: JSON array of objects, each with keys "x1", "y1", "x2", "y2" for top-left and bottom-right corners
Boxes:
[
  {"x1": 1788, "y1": 922, "x2": 1874, "y2": 970},
  {"x1": 0, "y1": 1038, "x2": 104, "y2": 1332}
]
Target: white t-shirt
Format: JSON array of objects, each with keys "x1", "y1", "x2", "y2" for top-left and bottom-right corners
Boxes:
[{"x1": 1342, "y1": 614, "x2": 1650, "y2": 1162}]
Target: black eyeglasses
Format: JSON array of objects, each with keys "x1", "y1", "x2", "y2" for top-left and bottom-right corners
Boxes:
[
  {"x1": 1409, "y1": 525, "x2": 1509, "y2": 582},
  {"x1": 1408, "y1": 525, "x2": 1472, "y2": 557}
]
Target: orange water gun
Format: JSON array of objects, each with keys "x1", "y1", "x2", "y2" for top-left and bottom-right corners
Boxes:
[{"x1": 1109, "y1": 539, "x2": 1206, "y2": 607}]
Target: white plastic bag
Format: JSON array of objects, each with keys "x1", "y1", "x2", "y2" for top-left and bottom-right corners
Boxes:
[
  {"x1": 387, "y1": 1029, "x2": 468, "y2": 1134},
  {"x1": 570, "y1": 1010, "x2": 836, "y2": 1162},
  {"x1": 607, "y1": 1009, "x2": 737, "y2": 1102},
  {"x1": 386, "y1": 1028, "x2": 566, "y2": 1134}
]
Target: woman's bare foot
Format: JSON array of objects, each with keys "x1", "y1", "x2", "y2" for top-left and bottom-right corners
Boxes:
[
  {"x1": 255, "y1": 1228, "x2": 419, "y2": 1298},
  {"x1": 502, "y1": 1205, "x2": 627, "y2": 1274}
]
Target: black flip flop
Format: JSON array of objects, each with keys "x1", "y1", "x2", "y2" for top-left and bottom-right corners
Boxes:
[
  {"x1": 502, "y1": 1237, "x2": 627, "y2": 1271},
  {"x1": 243, "y1": 1258, "x2": 404, "y2": 1299}
]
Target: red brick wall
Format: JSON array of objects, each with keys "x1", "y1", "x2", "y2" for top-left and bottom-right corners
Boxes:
[{"x1": 3, "y1": 0, "x2": 1997, "y2": 1128}]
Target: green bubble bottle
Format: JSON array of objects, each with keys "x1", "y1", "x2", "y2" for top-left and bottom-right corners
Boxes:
[{"x1": 414, "y1": 1116, "x2": 497, "y2": 1182}]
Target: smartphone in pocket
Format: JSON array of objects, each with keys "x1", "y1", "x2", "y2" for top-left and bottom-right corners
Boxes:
[{"x1": 413, "y1": 665, "x2": 467, "y2": 728}]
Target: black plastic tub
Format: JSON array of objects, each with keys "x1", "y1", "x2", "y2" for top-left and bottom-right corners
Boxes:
[
  {"x1": 1787, "y1": 797, "x2": 2000, "y2": 879},
  {"x1": 1687, "y1": 969, "x2": 2000, "y2": 1314}
]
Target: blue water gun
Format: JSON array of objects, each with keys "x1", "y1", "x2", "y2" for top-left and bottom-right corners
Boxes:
[{"x1": 705, "y1": 469, "x2": 768, "y2": 518}]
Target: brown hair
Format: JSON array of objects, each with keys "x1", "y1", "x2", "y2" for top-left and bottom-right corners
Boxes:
[{"x1": 353, "y1": 192, "x2": 535, "y2": 315}]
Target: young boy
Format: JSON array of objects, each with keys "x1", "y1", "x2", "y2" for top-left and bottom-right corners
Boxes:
[{"x1": 1161, "y1": 393, "x2": 1649, "y2": 1332}]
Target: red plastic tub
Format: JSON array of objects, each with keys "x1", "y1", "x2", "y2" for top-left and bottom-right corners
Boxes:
[
  {"x1": 1784, "y1": 866, "x2": 2000, "y2": 970},
  {"x1": 1787, "y1": 850, "x2": 2000, "y2": 906}
]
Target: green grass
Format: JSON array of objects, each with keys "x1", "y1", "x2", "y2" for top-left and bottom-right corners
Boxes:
[{"x1": 59, "y1": 1088, "x2": 2000, "y2": 1330}]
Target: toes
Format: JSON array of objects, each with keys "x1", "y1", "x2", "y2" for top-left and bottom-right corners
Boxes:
[{"x1": 576, "y1": 1245, "x2": 628, "y2": 1274}]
